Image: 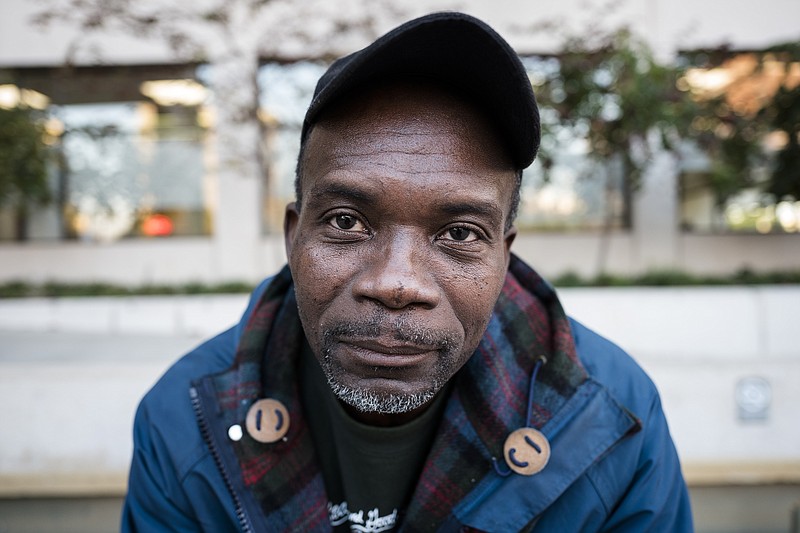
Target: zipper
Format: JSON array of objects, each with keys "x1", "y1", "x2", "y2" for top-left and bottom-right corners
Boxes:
[{"x1": 190, "y1": 385, "x2": 255, "y2": 533}]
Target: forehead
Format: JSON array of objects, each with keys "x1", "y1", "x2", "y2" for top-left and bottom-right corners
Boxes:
[{"x1": 301, "y1": 81, "x2": 515, "y2": 197}]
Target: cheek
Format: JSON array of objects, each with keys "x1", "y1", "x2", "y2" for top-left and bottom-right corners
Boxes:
[
  {"x1": 289, "y1": 242, "x2": 354, "y2": 325},
  {"x1": 442, "y1": 259, "x2": 507, "y2": 345}
]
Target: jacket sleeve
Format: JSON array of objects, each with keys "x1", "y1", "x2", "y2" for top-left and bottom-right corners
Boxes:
[
  {"x1": 121, "y1": 278, "x2": 273, "y2": 532},
  {"x1": 569, "y1": 318, "x2": 693, "y2": 533},
  {"x1": 121, "y1": 399, "x2": 201, "y2": 533},
  {"x1": 599, "y1": 394, "x2": 694, "y2": 532}
]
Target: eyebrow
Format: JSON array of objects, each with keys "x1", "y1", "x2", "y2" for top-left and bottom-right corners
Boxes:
[
  {"x1": 306, "y1": 182, "x2": 378, "y2": 207},
  {"x1": 438, "y1": 200, "x2": 503, "y2": 225},
  {"x1": 306, "y1": 180, "x2": 504, "y2": 226}
]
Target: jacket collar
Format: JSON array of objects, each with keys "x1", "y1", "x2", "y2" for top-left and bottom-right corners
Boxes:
[{"x1": 201, "y1": 255, "x2": 639, "y2": 531}]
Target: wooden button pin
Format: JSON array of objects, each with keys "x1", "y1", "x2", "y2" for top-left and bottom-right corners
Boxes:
[
  {"x1": 503, "y1": 427, "x2": 551, "y2": 476},
  {"x1": 245, "y1": 398, "x2": 290, "y2": 443}
]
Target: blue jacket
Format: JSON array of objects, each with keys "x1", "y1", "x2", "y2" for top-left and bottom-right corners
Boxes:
[{"x1": 122, "y1": 273, "x2": 693, "y2": 532}]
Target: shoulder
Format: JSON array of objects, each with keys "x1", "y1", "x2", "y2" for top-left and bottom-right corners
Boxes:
[
  {"x1": 123, "y1": 278, "x2": 276, "y2": 530},
  {"x1": 569, "y1": 317, "x2": 659, "y2": 419},
  {"x1": 568, "y1": 319, "x2": 693, "y2": 530},
  {"x1": 133, "y1": 277, "x2": 273, "y2": 471},
  {"x1": 151, "y1": 277, "x2": 272, "y2": 386},
  {"x1": 532, "y1": 319, "x2": 692, "y2": 531},
  {"x1": 140, "y1": 328, "x2": 238, "y2": 417},
  {"x1": 141, "y1": 276, "x2": 272, "y2": 407}
]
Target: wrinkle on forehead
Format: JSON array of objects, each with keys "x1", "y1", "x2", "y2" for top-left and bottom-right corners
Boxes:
[
  {"x1": 333, "y1": 132, "x2": 469, "y2": 162},
  {"x1": 305, "y1": 81, "x2": 513, "y2": 172},
  {"x1": 297, "y1": 81, "x2": 518, "y2": 229}
]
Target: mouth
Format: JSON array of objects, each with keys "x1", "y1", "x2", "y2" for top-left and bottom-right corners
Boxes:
[{"x1": 338, "y1": 338, "x2": 439, "y2": 368}]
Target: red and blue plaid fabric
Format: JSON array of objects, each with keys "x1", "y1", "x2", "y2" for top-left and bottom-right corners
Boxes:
[{"x1": 207, "y1": 254, "x2": 587, "y2": 531}]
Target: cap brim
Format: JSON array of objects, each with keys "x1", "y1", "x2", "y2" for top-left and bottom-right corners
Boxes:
[{"x1": 303, "y1": 12, "x2": 539, "y2": 169}]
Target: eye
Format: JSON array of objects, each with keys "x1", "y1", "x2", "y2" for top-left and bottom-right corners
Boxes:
[
  {"x1": 329, "y1": 213, "x2": 366, "y2": 232},
  {"x1": 441, "y1": 226, "x2": 479, "y2": 242}
]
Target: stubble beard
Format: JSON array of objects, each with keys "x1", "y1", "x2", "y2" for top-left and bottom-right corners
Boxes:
[{"x1": 319, "y1": 319, "x2": 461, "y2": 414}]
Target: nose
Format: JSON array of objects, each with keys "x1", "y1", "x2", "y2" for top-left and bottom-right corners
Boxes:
[{"x1": 352, "y1": 230, "x2": 441, "y2": 310}]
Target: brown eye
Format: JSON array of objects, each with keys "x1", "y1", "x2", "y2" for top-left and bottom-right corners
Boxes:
[
  {"x1": 448, "y1": 227, "x2": 474, "y2": 241},
  {"x1": 335, "y1": 215, "x2": 356, "y2": 229},
  {"x1": 330, "y1": 214, "x2": 364, "y2": 232}
]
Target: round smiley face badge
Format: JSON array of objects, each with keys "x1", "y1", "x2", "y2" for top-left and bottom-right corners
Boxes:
[
  {"x1": 245, "y1": 398, "x2": 290, "y2": 443},
  {"x1": 503, "y1": 427, "x2": 551, "y2": 476}
]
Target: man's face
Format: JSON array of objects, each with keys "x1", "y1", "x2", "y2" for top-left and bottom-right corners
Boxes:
[{"x1": 285, "y1": 83, "x2": 517, "y2": 421}]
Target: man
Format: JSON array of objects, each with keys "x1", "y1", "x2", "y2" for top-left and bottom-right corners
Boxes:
[{"x1": 123, "y1": 12, "x2": 692, "y2": 532}]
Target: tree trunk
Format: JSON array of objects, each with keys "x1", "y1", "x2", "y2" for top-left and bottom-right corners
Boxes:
[
  {"x1": 595, "y1": 160, "x2": 618, "y2": 277},
  {"x1": 208, "y1": 52, "x2": 264, "y2": 281},
  {"x1": 14, "y1": 205, "x2": 28, "y2": 242}
]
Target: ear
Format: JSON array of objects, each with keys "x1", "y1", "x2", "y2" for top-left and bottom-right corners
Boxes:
[
  {"x1": 502, "y1": 225, "x2": 517, "y2": 270},
  {"x1": 284, "y1": 202, "x2": 300, "y2": 261}
]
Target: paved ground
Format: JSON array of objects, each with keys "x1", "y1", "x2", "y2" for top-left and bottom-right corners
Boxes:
[
  {"x1": 0, "y1": 330, "x2": 204, "y2": 363},
  {"x1": 0, "y1": 331, "x2": 204, "y2": 498}
]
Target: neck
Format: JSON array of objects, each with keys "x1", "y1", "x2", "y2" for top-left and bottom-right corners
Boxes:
[{"x1": 340, "y1": 399, "x2": 434, "y2": 427}]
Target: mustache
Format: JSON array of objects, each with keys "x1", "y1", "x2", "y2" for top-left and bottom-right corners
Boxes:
[{"x1": 322, "y1": 318, "x2": 457, "y2": 351}]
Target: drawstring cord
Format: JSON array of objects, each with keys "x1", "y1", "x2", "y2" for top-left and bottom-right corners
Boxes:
[{"x1": 492, "y1": 355, "x2": 547, "y2": 477}]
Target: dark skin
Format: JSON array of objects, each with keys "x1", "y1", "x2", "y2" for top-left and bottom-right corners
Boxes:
[{"x1": 284, "y1": 82, "x2": 517, "y2": 426}]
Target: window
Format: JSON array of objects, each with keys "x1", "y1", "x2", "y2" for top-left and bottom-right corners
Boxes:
[
  {"x1": 0, "y1": 64, "x2": 215, "y2": 242},
  {"x1": 518, "y1": 56, "x2": 630, "y2": 231},
  {"x1": 258, "y1": 61, "x2": 328, "y2": 233},
  {"x1": 518, "y1": 126, "x2": 628, "y2": 231},
  {"x1": 678, "y1": 49, "x2": 800, "y2": 234}
]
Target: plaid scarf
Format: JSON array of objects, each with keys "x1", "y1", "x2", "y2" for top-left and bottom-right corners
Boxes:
[{"x1": 207, "y1": 254, "x2": 587, "y2": 531}]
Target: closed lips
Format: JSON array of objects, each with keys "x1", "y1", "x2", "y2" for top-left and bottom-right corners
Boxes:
[{"x1": 340, "y1": 339, "x2": 437, "y2": 366}]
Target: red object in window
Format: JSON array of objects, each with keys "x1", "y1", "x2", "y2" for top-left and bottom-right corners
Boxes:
[{"x1": 141, "y1": 214, "x2": 174, "y2": 237}]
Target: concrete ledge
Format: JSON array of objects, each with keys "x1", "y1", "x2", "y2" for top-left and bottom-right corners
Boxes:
[
  {"x1": 0, "y1": 332, "x2": 203, "y2": 499},
  {"x1": 0, "y1": 294, "x2": 249, "y2": 336},
  {"x1": 684, "y1": 462, "x2": 800, "y2": 487},
  {"x1": 558, "y1": 285, "x2": 800, "y2": 360},
  {"x1": 0, "y1": 473, "x2": 127, "y2": 498}
]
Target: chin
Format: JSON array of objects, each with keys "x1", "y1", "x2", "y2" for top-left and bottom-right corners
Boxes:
[{"x1": 326, "y1": 376, "x2": 441, "y2": 414}]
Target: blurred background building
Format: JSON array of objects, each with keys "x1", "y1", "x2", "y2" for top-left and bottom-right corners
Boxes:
[{"x1": 0, "y1": 0, "x2": 798, "y2": 531}]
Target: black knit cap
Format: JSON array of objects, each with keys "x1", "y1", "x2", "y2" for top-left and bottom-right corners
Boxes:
[{"x1": 302, "y1": 12, "x2": 540, "y2": 170}]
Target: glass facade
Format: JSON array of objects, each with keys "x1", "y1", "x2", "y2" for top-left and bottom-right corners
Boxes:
[
  {"x1": 0, "y1": 65, "x2": 215, "y2": 242},
  {"x1": 258, "y1": 61, "x2": 327, "y2": 233},
  {"x1": 6, "y1": 51, "x2": 795, "y2": 241},
  {"x1": 679, "y1": 50, "x2": 800, "y2": 234},
  {"x1": 518, "y1": 130, "x2": 628, "y2": 231},
  {"x1": 518, "y1": 57, "x2": 629, "y2": 231}
]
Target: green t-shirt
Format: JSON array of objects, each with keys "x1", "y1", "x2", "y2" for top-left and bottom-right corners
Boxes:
[{"x1": 300, "y1": 343, "x2": 448, "y2": 531}]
